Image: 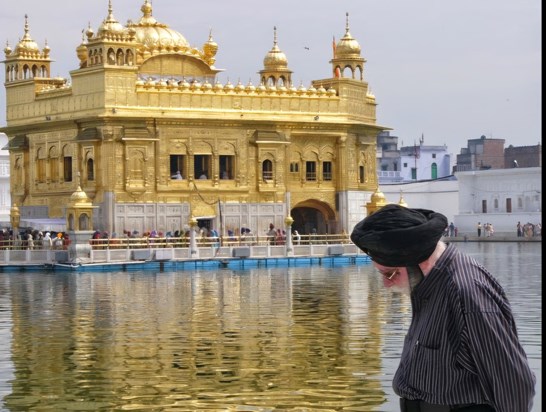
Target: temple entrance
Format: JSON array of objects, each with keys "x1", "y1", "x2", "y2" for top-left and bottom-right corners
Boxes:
[{"x1": 290, "y1": 200, "x2": 337, "y2": 235}]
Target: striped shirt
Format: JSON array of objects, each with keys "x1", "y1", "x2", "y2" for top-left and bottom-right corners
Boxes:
[{"x1": 393, "y1": 243, "x2": 535, "y2": 412}]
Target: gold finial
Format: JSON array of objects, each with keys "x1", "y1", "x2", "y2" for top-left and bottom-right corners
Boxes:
[
  {"x1": 398, "y1": 190, "x2": 408, "y2": 207},
  {"x1": 273, "y1": 26, "x2": 278, "y2": 46},
  {"x1": 345, "y1": 12, "x2": 350, "y2": 33}
]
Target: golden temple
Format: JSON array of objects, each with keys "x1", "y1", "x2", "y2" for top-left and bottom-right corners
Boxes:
[{"x1": 1, "y1": 1, "x2": 388, "y2": 237}]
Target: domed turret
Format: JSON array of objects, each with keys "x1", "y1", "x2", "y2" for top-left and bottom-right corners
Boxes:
[
  {"x1": 70, "y1": 185, "x2": 93, "y2": 206},
  {"x1": 335, "y1": 14, "x2": 361, "y2": 58},
  {"x1": 330, "y1": 13, "x2": 366, "y2": 81},
  {"x1": 366, "y1": 187, "x2": 389, "y2": 215},
  {"x1": 263, "y1": 27, "x2": 288, "y2": 69},
  {"x1": 128, "y1": 0, "x2": 190, "y2": 52},
  {"x1": 4, "y1": 41, "x2": 12, "y2": 57},
  {"x1": 97, "y1": 0, "x2": 125, "y2": 37},
  {"x1": 14, "y1": 15, "x2": 40, "y2": 56},
  {"x1": 4, "y1": 14, "x2": 53, "y2": 82},
  {"x1": 76, "y1": 31, "x2": 88, "y2": 68},
  {"x1": 259, "y1": 26, "x2": 292, "y2": 88},
  {"x1": 203, "y1": 30, "x2": 218, "y2": 57}
]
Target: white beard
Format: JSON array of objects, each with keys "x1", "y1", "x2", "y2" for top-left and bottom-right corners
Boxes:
[{"x1": 388, "y1": 283, "x2": 411, "y2": 295}]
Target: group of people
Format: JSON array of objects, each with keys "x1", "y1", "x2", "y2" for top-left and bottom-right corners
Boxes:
[
  {"x1": 476, "y1": 221, "x2": 495, "y2": 237},
  {"x1": 0, "y1": 228, "x2": 67, "y2": 250},
  {"x1": 266, "y1": 223, "x2": 287, "y2": 245},
  {"x1": 517, "y1": 221, "x2": 541, "y2": 238}
]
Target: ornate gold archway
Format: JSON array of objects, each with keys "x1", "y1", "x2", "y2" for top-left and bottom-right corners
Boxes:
[{"x1": 291, "y1": 199, "x2": 337, "y2": 235}]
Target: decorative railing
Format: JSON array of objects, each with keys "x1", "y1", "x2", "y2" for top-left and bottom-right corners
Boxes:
[{"x1": 0, "y1": 233, "x2": 364, "y2": 266}]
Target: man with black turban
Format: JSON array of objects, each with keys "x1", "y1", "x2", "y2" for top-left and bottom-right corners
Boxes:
[{"x1": 350, "y1": 204, "x2": 535, "y2": 412}]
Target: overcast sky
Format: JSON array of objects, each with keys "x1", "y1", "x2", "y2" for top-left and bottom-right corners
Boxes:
[{"x1": 0, "y1": 0, "x2": 541, "y2": 153}]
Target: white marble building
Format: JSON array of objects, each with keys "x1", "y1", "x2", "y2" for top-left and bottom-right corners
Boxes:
[
  {"x1": 454, "y1": 167, "x2": 541, "y2": 236},
  {"x1": 0, "y1": 133, "x2": 10, "y2": 227},
  {"x1": 375, "y1": 167, "x2": 541, "y2": 237}
]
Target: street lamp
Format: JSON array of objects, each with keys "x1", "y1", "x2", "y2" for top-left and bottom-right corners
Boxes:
[
  {"x1": 189, "y1": 216, "x2": 199, "y2": 258},
  {"x1": 284, "y1": 215, "x2": 294, "y2": 256},
  {"x1": 10, "y1": 203, "x2": 20, "y2": 240}
]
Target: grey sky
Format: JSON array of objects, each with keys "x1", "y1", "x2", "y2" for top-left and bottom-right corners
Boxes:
[{"x1": 0, "y1": 0, "x2": 541, "y2": 154}]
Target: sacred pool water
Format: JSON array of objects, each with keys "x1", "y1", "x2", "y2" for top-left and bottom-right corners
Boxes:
[{"x1": 0, "y1": 242, "x2": 541, "y2": 411}]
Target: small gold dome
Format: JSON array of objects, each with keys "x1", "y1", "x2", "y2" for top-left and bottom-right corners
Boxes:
[
  {"x1": 4, "y1": 41, "x2": 12, "y2": 56},
  {"x1": 98, "y1": 1, "x2": 125, "y2": 36},
  {"x1": 70, "y1": 186, "x2": 92, "y2": 206},
  {"x1": 263, "y1": 26, "x2": 288, "y2": 69},
  {"x1": 245, "y1": 80, "x2": 256, "y2": 92},
  {"x1": 335, "y1": 13, "x2": 362, "y2": 58},
  {"x1": 203, "y1": 30, "x2": 218, "y2": 57},
  {"x1": 14, "y1": 15, "x2": 40, "y2": 55},
  {"x1": 370, "y1": 188, "x2": 387, "y2": 203}
]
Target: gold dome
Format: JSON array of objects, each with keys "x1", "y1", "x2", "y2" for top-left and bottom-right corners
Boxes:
[
  {"x1": 14, "y1": 15, "x2": 40, "y2": 55},
  {"x1": 128, "y1": 0, "x2": 190, "y2": 52},
  {"x1": 398, "y1": 192, "x2": 408, "y2": 207},
  {"x1": 76, "y1": 32, "x2": 87, "y2": 65},
  {"x1": 335, "y1": 13, "x2": 361, "y2": 58},
  {"x1": 370, "y1": 188, "x2": 387, "y2": 204},
  {"x1": 70, "y1": 186, "x2": 93, "y2": 206},
  {"x1": 263, "y1": 27, "x2": 288, "y2": 69},
  {"x1": 4, "y1": 41, "x2": 12, "y2": 56},
  {"x1": 97, "y1": 0, "x2": 125, "y2": 36},
  {"x1": 203, "y1": 30, "x2": 218, "y2": 57}
]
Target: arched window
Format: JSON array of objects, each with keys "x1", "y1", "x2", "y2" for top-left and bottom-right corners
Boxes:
[
  {"x1": 68, "y1": 213, "x2": 75, "y2": 231},
  {"x1": 431, "y1": 163, "x2": 438, "y2": 179},
  {"x1": 79, "y1": 213, "x2": 90, "y2": 230},
  {"x1": 262, "y1": 159, "x2": 273, "y2": 181},
  {"x1": 36, "y1": 148, "x2": 46, "y2": 182},
  {"x1": 87, "y1": 158, "x2": 94, "y2": 181}
]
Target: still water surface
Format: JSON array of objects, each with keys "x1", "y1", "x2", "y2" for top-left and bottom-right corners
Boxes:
[{"x1": 0, "y1": 242, "x2": 541, "y2": 411}]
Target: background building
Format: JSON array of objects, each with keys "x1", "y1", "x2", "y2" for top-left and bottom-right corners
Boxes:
[
  {"x1": 453, "y1": 135, "x2": 505, "y2": 172},
  {"x1": 454, "y1": 167, "x2": 541, "y2": 235},
  {"x1": 377, "y1": 131, "x2": 452, "y2": 183}
]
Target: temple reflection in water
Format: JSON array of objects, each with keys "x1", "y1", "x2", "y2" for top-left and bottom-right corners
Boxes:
[{"x1": 3, "y1": 266, "x2": 406, "y2": 410}]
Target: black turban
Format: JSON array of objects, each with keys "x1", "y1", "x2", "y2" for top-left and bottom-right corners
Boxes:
[{"x1": 350, "y1": 204, "x2": 448, "y2": 267}]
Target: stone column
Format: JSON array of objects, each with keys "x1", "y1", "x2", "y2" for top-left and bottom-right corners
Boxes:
[{"x1": 67, "y1": 230, "x2": 95, "y2": 264}]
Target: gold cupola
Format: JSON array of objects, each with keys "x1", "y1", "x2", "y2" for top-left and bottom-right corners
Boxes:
[
  {"x1": 366, "y1": 187, "x2": 389, "y2": 216},
  {"x1": 3, "y1": 14, "x2": 52, "y2": 82},
  {"x1": 128, "y1": 0, "x2": 190, "y2": 52},
  {"x1": 14, "y1": 15, "x2": 41, "y2": 56},
  {"x1": 335, "y1": 14, "x2": 362, "y2": 58},
  {"x1": 259, "y1": 26, "x2": 292, "y2": 87},
  {"x1": 330, "y1": 12, "x2": 366, "y2": 81},
  {"x1": 202, "y1": 29, "x2": 218, "y2": 66},
  {"x1": 66, "y1": 183, "x2": 97, "y2": 232},
  {"x1": 76, "y1": 30, "x2": 88, "y2": 68},
  {"x1": 97, "y1": 0, "x2": 125, "y2": 38}
]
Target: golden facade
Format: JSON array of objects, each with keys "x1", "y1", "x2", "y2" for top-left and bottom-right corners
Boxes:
[{"x1": 1, "y1": 2, "x2": 387, "y2": 236}]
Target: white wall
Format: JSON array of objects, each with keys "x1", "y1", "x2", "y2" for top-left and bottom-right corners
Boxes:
[
  {"x1": 379, "y1": 180, "x2": 459, "y2": 224},
  {"x1": 454, "y1": 167, "x2": 541, "y2": 235},
  {"x1": 0, "y1": 133, "x2": 10, "y2": 226}
]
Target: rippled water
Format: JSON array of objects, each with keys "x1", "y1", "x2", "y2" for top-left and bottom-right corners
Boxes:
[{"x1": 0, "y1": 242, "x2": 541, "y2": 411}]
